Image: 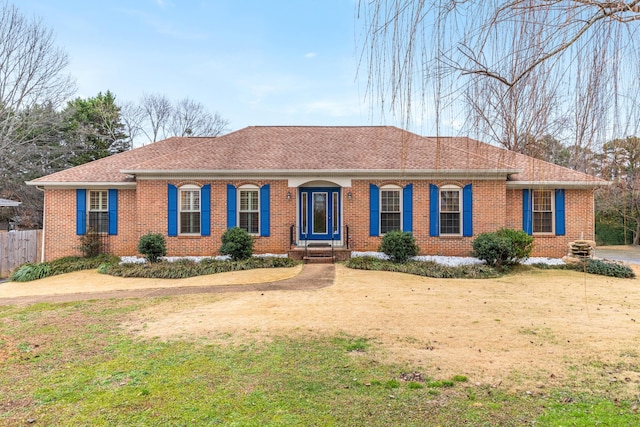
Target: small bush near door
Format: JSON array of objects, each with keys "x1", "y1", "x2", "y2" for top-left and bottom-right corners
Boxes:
[
  {"x1": 378, "y1": 231, "x2": 419, "y2": 263},
  {"x1": 220, "y1": 227, "x2": 254, "y2": 261}
]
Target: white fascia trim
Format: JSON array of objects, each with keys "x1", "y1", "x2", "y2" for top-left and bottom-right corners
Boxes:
[
  {"x1": 506, "y1": 181, "x2": 610, "y2": 189},
  {"x1": 25, "y1": 181, "x2": 137, "y2": 189},
  {"x1": 122, "y1": 168, "x2": 520, "y2": 180}
]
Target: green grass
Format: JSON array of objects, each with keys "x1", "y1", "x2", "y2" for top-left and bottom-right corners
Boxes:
[{"x1": 0, "y1": 300, "x2": 638, "y2": 426}]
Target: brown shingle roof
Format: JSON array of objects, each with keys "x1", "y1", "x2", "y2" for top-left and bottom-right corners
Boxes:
[
  {"x1": 29, "y1": 137, "x2": 192, "y2": 184},
  {"x1": 28, "y1": 126, "x2": 607, "y2": 185}
]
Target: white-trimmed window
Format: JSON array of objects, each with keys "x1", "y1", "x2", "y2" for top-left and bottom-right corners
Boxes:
[
  {"x1": 88, "y1": 190, "x2": 108, "y2": 233},
  {"x1": 239, "y1": 185, "x2": 259, "y2": 234},
  {"x1": 179, "y1": 185, "x2": 201, "y2": 234},
  {"x1": 440, "y1": 186, "x2": 461, "y2": 235},
  {"x1": 380, "y1": 186, "x2": 401, "y2": 234},
  {"x1": 533, "y1": 190, "x2": 553, "y2": 233}
]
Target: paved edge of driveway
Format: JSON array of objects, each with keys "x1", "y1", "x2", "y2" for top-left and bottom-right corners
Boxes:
[{"x1": 0, "y1": 264, "x2": 336, "y2": 306}]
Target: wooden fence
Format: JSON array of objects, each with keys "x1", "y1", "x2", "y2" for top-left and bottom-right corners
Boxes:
[{"x1": 0, "y1": 230, "x2": 42, "y2": 278}]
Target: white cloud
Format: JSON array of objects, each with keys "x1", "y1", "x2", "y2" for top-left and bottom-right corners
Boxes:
[{"x1": 304, "y1": 52, "x2": 318, "y2": 59}]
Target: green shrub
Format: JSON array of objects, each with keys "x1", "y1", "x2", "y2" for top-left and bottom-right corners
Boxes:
[
  {"x1": 101, "y1": 257, "x2": 299, "y2": 279},
  {"x1": 138, "y1": 233, "x2": 167, "y2": 263},
  {"x1": 345, "y1": 257, "x2": 499, "y2": 279},
  {"x1": 78, "y1": 230, "x2": 103, "y2": 258},
  {"x1": 9, "y1": 263, "x2": 52, "y2": 282},
  {"x1": 378, "y1": 231, "x2": 419, "y2": 263},
  {"x1": 583, "y1": 259, "x2": 635, "y2": 278},
  {"x1": 220, "y1": 227, "x2": 254, "y2": 261},
  {"x1": 472, "y1": 228, "x2": 533, "y2": 268},
  {"x1": 9, "y1": 254, "x2": 119, "y2": 282}
]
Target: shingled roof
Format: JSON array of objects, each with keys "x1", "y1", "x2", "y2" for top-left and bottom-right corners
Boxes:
[{"x1": 28, "y1": 126, "x2": 607, "y2": 187}]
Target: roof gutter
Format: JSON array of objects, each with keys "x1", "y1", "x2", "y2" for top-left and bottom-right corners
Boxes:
[
  {"x1": 25, "y1": 181, "x2": 137, "y2": 189},
  {"x1": 121, "y1": 168, "x2": 521, "y2": 180},
  {"x1": 506, "y1": 180, "x2": 610, "y2": 189}
]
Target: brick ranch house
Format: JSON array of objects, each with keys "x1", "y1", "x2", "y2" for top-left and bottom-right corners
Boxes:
[{"x1": 27, "y1": 126, "x2": 607, "y2": 261}]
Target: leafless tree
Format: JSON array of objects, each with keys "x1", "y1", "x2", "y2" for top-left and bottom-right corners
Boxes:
[
  {"x1": 357, "y1": 1, "x2": 640, "y2": 158},
  {"x1": 129, "y1": 93, "x2": 230, "y2": 144},
  {"x1": 169, "y1": 98, "x2": 229, "y2": 137},
  {"x1": 119, "y1": 100, "x2": 145, "y2": 148},
  {"x1": 0, "y1": 1, "x2": 75, "y2": 164},
  {"x1": 139, "y1": 93, "x2": 173, "y2": 143}
]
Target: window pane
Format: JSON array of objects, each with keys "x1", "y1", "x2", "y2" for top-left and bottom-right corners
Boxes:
[
  {"x1": 181, "y1": 190, "x2": 200, "y2": 211},
  {"x1": 533, "y1": 190, "x2": 552, "y2": 211},
  {"x1": 313, "y1": 193, "x2": 327, "y2": 234},
  {"x1": 533, "y1": 212, "x2": 553, "y2": 233},
  {"x1": 440, "y1": 190, "x2": 460, "y2": 213},
  {"x1": 240, "y1": 190, "x2": 258, "y2": 211},
  {"x1": 301, "y1": 193, "x2": 308, "y2": 234},
  {"x1": 440, "y1": 212, "x2": 460, "y2": 234},
  {"x1": 88, "y1": 212, "x2": 109, "y2": 233},
  {"x1": 381, "y1": 212, "x2": 401, "y2": 233},
  {"x1": 381, "y1": 190, "x2": 400, "y2": 212},
  {"x1": 89, "y1": 191, "x2": 107, "y2": 211},
  {"x1": 180, "y1": 212, "x2": 201, "y2": 234},
  {"x1": 240, "y1": 212, "x2": 259, "y2": 234}
]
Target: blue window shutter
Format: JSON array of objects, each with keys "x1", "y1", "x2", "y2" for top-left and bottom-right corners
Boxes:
[
  {"x1": 108, "y1": 189, "x2": 118, "y2": 236},
  {"x1": 463, "y1": 184, "x2": 473, "y2": 237},
  {"x1": 168, "y1": 184, "x2": 178, "y2": 236},
  {"x1": 369, "y1": 184, "x2": 379, "y2": 236},
  {"x1": 555, "y1": 189, "x2": 565, "y2": 236},
  {"x1": 429, "y1": 184, "x2": 439, "y2": 237},
  {"x1": 201, "y1": 184, "x2": 211, "y2": 236},
  {"x1": 402, "y1": 184, "x2": 413, "y2": 233},
  {"x1": 260, "y1": 184, "x2": 270, "y2": 237},
  {"x1": 523, "y1": 189, "x2": 533, "y2": 235},
  {"x1": 76, "y1": 189, "x2": 86, "y2": 235},
  {"x1": 227, "y1": 184, "x2": 237, "y2": 228}
]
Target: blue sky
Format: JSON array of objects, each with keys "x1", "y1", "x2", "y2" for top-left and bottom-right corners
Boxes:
[{"x1": 18, "y1": 0, "x2": 402, "y2": 133}]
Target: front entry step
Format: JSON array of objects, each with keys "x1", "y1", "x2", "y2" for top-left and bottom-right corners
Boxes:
[
  {"x1": 289, "y1": 247, "x2": 352, "y2": 263},
  {"x1": 303, "y1": 249, "x2": 335, "y2": 264}
]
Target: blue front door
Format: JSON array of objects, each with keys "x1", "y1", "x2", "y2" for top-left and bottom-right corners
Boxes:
[{"x1": 299, "y1": 188, "x2": 340, "y2": 241}]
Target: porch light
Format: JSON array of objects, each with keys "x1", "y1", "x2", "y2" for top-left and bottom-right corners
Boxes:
[
  {"x1": 347, "y1": 191, "x2": 352, "y2": 200},
  {"x1": 287, "y1": 191, "x2": 292, "y2": 200}
]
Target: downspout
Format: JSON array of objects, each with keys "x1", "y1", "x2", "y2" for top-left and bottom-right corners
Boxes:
[{"x1": 35, "y1": 186, "x2": 45, "y2": 262}]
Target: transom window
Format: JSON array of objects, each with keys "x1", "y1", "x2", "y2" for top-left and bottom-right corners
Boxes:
[
  {"x1": 179, "y1": 185, "x2": 201, "y2": 234},
  {"x1": 533, "y1": 190, "x2": 553, "y2": 233},
  {"x1": 88, "y1": 190, "x2": 108, "y2": 233},
  {"x1": 380, "y1": 188, "x2": 401, "y2": 234},
  {"x1": 440, "y1": 187, "x2": 461, "y2": 235},
  {"x1": 239, "y1": 187, "x2": 259, "y2": 234}
]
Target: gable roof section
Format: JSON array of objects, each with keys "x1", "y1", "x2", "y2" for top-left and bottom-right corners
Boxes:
[{"x1": 27, "y1": 126, "x2": 607, "y2": 187}]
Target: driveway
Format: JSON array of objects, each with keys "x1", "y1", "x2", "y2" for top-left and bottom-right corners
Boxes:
[{"x1": 594, "y1": 245, "x2": 640, "y2": 264}]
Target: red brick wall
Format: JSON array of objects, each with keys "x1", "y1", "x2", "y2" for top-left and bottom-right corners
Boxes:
[
  {"x1": 506, "y1": 188, "x2": 595, "y2": 258},
  {"x1": 345, "y1": 179, "x2": 507, "y2": 256},
  {"x1": 43, "y1": 189, "x2": 138, "y2": 260},
  {"x1": 42, "y1": 179, "x2": 596, "y2": 260}
]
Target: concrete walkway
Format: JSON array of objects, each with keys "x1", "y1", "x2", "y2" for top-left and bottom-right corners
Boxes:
[{"x1": 0, "y1": 264, "x2": 335, "y2": 306}]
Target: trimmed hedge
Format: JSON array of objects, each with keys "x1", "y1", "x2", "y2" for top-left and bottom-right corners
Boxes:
[
  {"x1": 220, "y1": 227, "x2": 254, "y2": 261},
  {"x1": 472, "y1": 229, "x2": 533, "y2": 268},
  {"x1": 378, "y1": 231, "x2": 419, "y2": 263},
  {"x1": 138, "y1": 233, "x2": 167, "y2": 263}
]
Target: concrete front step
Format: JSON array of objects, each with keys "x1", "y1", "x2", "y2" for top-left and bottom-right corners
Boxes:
[{"x1": 289, "y1": 247, "x2": 351, "y2": 262}]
